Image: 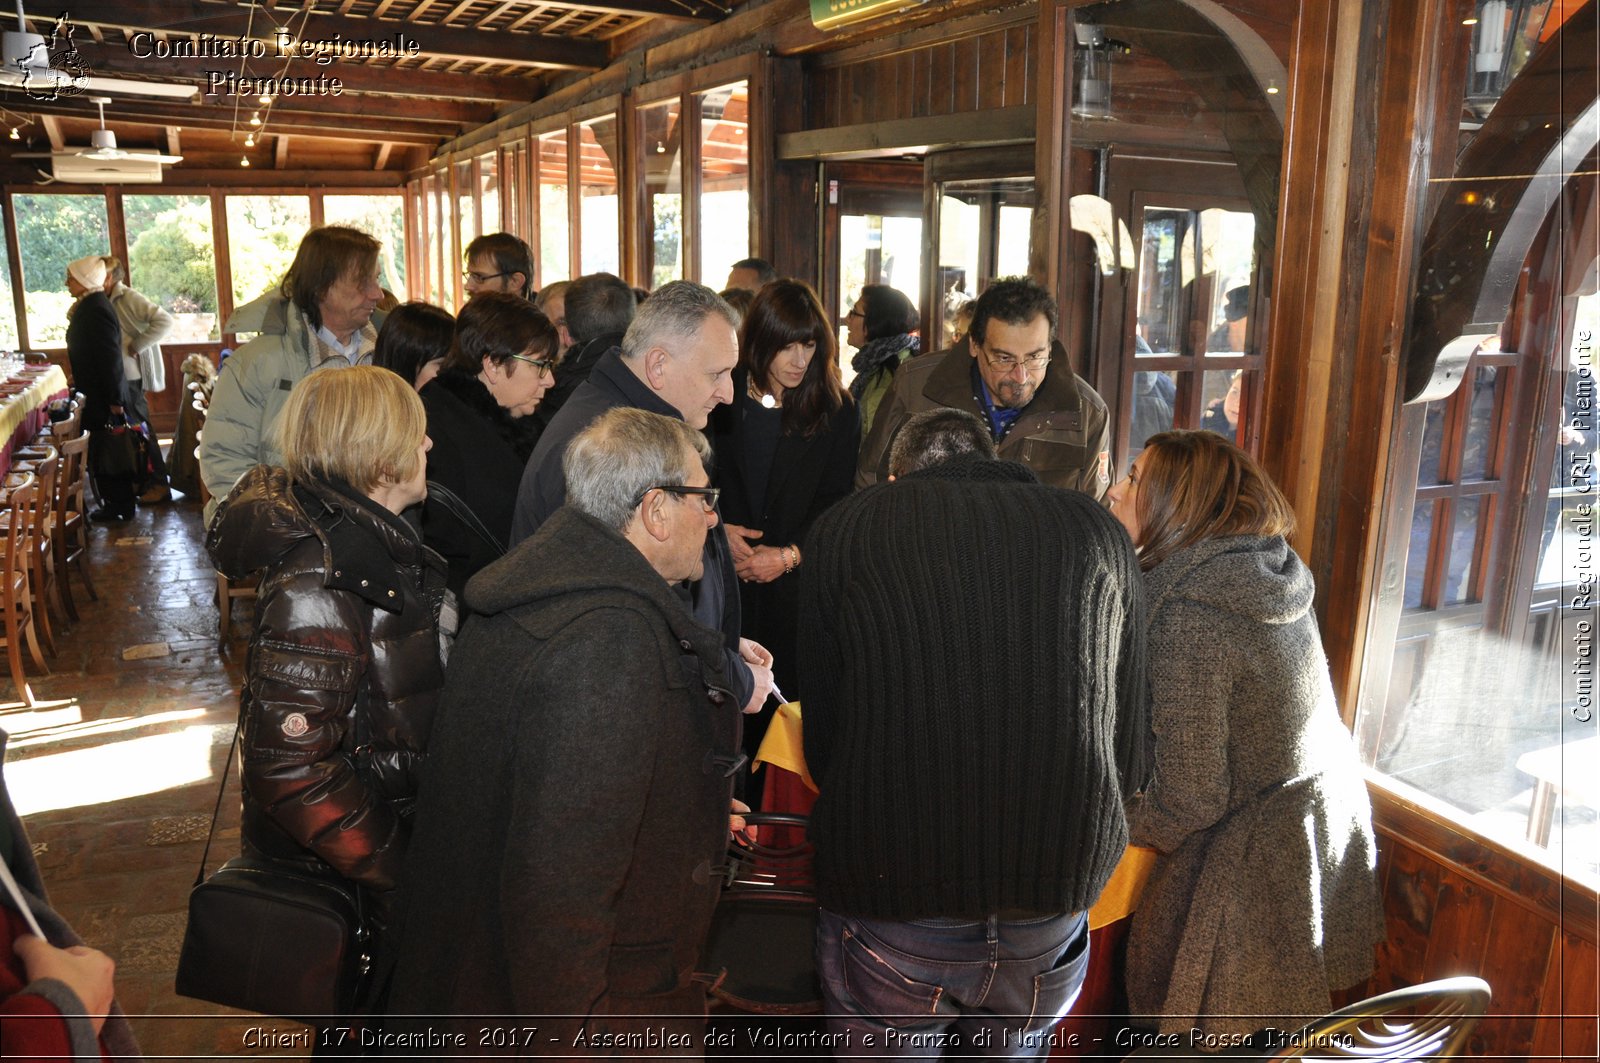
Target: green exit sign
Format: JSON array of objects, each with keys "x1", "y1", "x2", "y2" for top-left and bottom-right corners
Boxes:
[{"x1": 810, "y1": 0, "x2": 917, "y2": 30}]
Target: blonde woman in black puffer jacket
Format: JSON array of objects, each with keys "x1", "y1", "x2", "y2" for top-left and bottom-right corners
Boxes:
[{"x1": 206, "y1": 366, "x2": 446, "y2": 983}]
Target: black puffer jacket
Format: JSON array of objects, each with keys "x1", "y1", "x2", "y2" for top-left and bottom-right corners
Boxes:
[{"x1": 207, "y1": 466, "x2": 447, "y2": 903}]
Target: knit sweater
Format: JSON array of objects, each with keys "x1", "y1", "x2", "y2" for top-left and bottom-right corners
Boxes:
[{"x1": 797, "y1": 458, "x2": 1149, "y2": 919}]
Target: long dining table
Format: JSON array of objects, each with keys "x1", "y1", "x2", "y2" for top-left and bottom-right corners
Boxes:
[{"x1": 0, "y1": 362, "x2": 69, "y2": 478}]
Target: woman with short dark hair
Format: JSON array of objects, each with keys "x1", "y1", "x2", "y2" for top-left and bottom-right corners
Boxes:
[
  {"x1": 709, "y1": 279, "x2": 860, "y2": 766},
  {"x1": 1106, "y1": 430, "x2": 1382, "y2": 1046},
  {"x1": 843, "y1": 283, "x2": 919, "y2": 438},
  {"x1": 375, "y1": 302, "x2": 454, "y2": 391},
  {"x1": 420, "y1": 291, "x2": 557, "y2": 592}
]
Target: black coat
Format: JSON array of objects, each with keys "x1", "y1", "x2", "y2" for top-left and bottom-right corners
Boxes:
[
  {"x1": 708, "y1": 371, "x2": 859, "y2": 712},
  {"x1": 387, "y1": 507, "x2": 741, "y2": 1045},
  {"x1": 66, "y1": 291, "x2": 127, "y2": 428},
  {"x1": 419, "y1": 371, "x2": 539, "y2": 594},
  {"x1": 206, "y1": 467, "x2": 447, "y2": 909}
]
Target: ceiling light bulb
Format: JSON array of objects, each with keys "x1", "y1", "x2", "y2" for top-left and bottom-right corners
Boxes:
[
  {"x1": 245, "y1": 134, "x2": 255, "y2": 146},
  {"x1": 241, "y1": 156, "x2": 250, "y2": 167},
  {"x1": 1463, "y1": 16, "x2": 1479, "y2": 25},
  {"x1": 250, "y1": 112, "x2": 261, "y2": 126},
  {"x1": 7, "y1": 128, "x2": 17, "y2": 140},
  {"x1": 1266, "y1": 83, "x2": 1279, "y2": 95},
  {"x1": 259, "y1": 94, "x2": 272, "y2": 106},
  {"x1": 655, "y1": 140, "x2": 665, "y2": 154}
]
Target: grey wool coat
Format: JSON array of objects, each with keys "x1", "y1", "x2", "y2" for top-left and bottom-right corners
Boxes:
[{"x1": 1124, "y1": 535, "x2": 1384, "y2": 1040}]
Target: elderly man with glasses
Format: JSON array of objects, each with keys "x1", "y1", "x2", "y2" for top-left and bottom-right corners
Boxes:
[
  {"x1": 387, "y1": 407, "x2": 746, "y2": 1048},
  {"x1": 856, "y1": 276, "x2": 1112, "y2": 498}
]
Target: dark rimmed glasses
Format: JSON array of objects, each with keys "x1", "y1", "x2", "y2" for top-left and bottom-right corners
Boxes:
[
  {"x1": 634, "y1": 484, "x2": 720, "y2": 513},
  {"x1": 463, "y1": 269, "x2": 512, "y2": 285},
  {"x1": 978, "y1": 343, "x2": 1051, "y2": 373},
  {"x1": 509, "y1": 352, "x2": 556, "y2": 375}
]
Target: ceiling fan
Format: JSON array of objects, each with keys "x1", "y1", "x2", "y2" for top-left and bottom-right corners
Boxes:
[{"x1": 14, "y1": 96, "x2": 182, "y2": 164}]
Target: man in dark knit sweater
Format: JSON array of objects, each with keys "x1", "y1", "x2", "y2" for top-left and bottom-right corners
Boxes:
[{"x1": 797, "y1": 419, "x2": 1148, "y2": 1057}]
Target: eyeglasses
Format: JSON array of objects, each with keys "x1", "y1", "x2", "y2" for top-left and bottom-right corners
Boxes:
[
  {"x1": 463, "y1": 270, "x2": 511, "y2": 285},
  {"x1": 979, "y1": 345, "x2": 1051, "y2": 372},
  {"x1": 634, "y1": 484, "x2": 720, "y2": 512},
  {"x1": 509, "y1": 352, "x2": 556, "y2": 375},
  {"x1": 845, "y1": 308, "x2": 864, "y2": 320}
]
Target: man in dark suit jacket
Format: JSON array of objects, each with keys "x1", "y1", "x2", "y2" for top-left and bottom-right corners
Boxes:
[{"x1": 65, "y1": 255, "x2": 136, "y2": 521}]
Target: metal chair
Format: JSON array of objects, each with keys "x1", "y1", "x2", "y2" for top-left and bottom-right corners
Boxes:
[
  {"x1": 1262, "y1": 976, "x2": 1492, "y2": 1060},
  {"x1": 699, "y1": 812, "x2": 821, "y2": 1014}
]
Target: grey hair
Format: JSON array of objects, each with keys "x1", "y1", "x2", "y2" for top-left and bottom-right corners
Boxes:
[
  {"x1": 620, "y1": 280, "x2": 737, "y2": 362},
  {"x1": 564, "y1": 407, "x2": 713, "y2": 532},
  {"x1": 888, "y1": 408, "x2": 997, "y2": 477}
]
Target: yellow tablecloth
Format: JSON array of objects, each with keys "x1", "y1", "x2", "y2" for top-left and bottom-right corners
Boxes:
[
  {"x1": 0, "y1": 365, "x2": 67, "y2": 448},
  {"x1": 753, "y1": 698, "x2": 1160, "y2": 928}
]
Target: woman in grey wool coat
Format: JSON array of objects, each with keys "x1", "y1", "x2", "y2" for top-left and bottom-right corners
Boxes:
[{"x1": 1107, "y1": 429, "x2": 1384, "y2": 1048}]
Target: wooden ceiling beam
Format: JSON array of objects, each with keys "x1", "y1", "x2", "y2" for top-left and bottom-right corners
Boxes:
[
  {"x1": 26, "y1": 0, "x2": 609, "y2": 70},
  {"x1": 12, "y1": 98, "x2": 446, "y2": 146},
  {"x1": 165, "y1": 126, "x2": 181, "y2": 156},
  {"x1": 39, "y1": 116, "x2": 63, "y2": 151},
  {"x1": 275, "y1": 134, "x2": 290, "y2": 169},
  {"x1": 68, "y1": 41, "x2": 539, "y2": 104},
  {"x1": 375, "y1": 142, "x2": 393, "y2": 169}
]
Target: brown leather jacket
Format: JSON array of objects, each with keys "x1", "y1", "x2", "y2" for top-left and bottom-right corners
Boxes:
[
  {"x1": 207, "y1": 466, "x2": 446, "y2": 901},
  {"x1": 855, "y1": 338, "x2": 1112, "y2": 498}
]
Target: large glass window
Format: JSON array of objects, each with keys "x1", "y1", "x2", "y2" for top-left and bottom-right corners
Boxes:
[
  {"x1": 538, "y1": 131, "x2": 571, "y2": 285},
  {"x1": 1118, "y1": 202, "x2": 1260, "y2": 459},
  {"x1": 640, "y1": 99, "x2": 684, "y2": 290},
  {"x1": 0, "y1": 203, "x2": 21, "y2": 349},
  {"x1": 936, "y1": 176, "x2": 1036, "y2": 346},
  {"x1": 14, "y1": 193, "x2": 110, "y2": 347},
  {"x1": 1360, "y1": 292, "x2": 1600, "y2": 887},
  {"x1": 698, "y1": 81, "x2": 750, "y2": 288},
  {"x1": 577, "y1": 115, "x2": 620, "y2": 276},
  {"x1": 323, "y1": 195, "x2": 407, "y2": 300},
  {"x1": 478, "y1": 151, "x2": 500, "y2": 236},
  {"x1": 225, "y1": 195, "x2": 311, "y2": 310},
  {"x1": 456, "y1": 160, "x2": 476, "y2": 269},
  {"x1": 124, "y1": 194, "x2": 220, "y2": 342}
]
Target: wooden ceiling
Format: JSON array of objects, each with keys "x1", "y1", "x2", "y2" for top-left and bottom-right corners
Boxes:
[{"x1": 0, "y1": 0, "x2": 730, "y2": 185}]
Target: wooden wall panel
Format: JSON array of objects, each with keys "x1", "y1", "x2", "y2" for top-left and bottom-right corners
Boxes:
[
  {"x1": 1367, "y1": 816, "x2": 1598, "y2": 1062},
  {"x1": 805, "y1": 25, "x2": 1035, "y2": 133}
]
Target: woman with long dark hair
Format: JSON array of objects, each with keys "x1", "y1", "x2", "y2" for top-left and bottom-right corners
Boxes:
[
  {"x1": 710, "y1": 280, "x2": 860, "y2": 759},
  {"x1": 418, "y1": 292, "x2": 557, "y2": 593},
  {"x1": 374, "y1": 302, "x2": 454, "y2": 391},
  {"x1": 843, "y1": 283, "x2": 919, "y2": 438},
  {"x1": 1106, "y1": 430, "x2": 1382, "y2": 1046}
]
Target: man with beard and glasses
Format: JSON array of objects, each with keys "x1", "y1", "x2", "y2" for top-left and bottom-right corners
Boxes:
[{"x1": 856, "y1": 277, "x2": 1112, "y2": 499}]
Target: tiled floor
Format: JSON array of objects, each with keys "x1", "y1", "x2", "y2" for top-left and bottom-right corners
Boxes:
[{"x1": 2, "y1": 494, "x2": 319, "y2": 1058}]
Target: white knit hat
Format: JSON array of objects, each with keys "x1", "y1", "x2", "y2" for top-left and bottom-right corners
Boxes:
[{"x1": 68, "y1": 254, "x2": 107, "y2": 290}]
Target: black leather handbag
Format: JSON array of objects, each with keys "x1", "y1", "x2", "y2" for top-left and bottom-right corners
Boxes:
[{"x1": 174, "y1": 728, "x2": 369, "y2": 1024}]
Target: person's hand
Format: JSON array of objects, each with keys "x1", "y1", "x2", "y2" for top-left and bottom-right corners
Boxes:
[
  {"x1": 724, "y1": 524, "x2": 762, "y2": 564},
  {"x1": 730, "y1": 798, "x2": 758, "y2": 845},
  {"x1": 14, "y1": 935, "x2": 116, "y2": 1034},
  {"x1": 738, "y1": 638, "x2": 773, "y2": 715},
  {"x1": 1560, "y1": 424, "x2": 1586, "y2": 446},
  {"x1": 736, "y1": 545, "x2": 789, "y2": 584}
]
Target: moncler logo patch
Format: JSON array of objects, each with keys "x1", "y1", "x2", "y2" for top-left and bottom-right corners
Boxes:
[{"x1": 283, "y1": 713, "x2": 310, "y2": 738}]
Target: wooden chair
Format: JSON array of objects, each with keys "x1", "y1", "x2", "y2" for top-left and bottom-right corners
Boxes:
[
  {"x1": 4, "y1": 450, "x2": 60, "y2": 655},
  {"x1": 217, "y1": 571, "x2": 258, "y2": 650},
  {"x1": 1262, "y1": 976, "x2": 1491, "y2": 1060},
  {"x1": 0, "y1": 475, "x2": 45, "y2": 705},
  {"x1": 52, "y1": 432, "x2": 95, "y2": 621}
]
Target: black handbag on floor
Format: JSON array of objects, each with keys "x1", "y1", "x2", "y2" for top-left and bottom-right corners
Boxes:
[{"x1": 174, "y1": 727, "x2": 370, "y2": 1024}]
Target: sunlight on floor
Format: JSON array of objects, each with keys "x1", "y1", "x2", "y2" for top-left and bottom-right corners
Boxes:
[
  {"x1": 6, "y1": 707, "x2": 211, "y2": 751},
  {"x1": 6, "y1": 725, "x2": 218, "y2": 815}
]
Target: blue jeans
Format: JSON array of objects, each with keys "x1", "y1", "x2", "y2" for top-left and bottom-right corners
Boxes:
[{"x1": 815, "y1": 908, "x2": 1090, "y2": 1060}]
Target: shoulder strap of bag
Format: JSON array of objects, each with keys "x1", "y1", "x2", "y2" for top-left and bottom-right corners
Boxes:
[
  {"x1": 426, "y1": 480, "x2": 506, "y2": 558},
  {"x1": 193, "y1": 718, "x2": 240, "y2": 888}
]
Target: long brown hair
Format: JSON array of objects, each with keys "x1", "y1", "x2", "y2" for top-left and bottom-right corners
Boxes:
[
  {"x1": 740, "y1": 279, "x2": 847, "y2": 437},
  {"x1": 1132, "y1": 430, "x2": 1296, "y2": 570}
]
